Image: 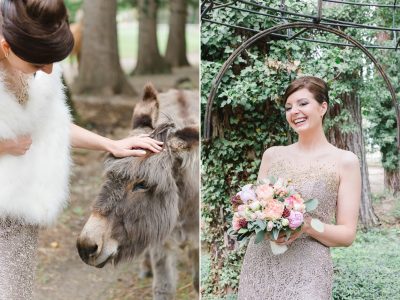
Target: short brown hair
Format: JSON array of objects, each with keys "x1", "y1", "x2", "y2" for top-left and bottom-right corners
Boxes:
[
  {"x1": 283, "y1": 76, "x2": 329, "y2": 106},
  {"x1": 1, "y1": 0, "x2": 74, "y2": 64}
]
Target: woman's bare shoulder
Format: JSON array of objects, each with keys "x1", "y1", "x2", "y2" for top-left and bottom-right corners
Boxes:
[
  {"x1": 261, "y1": 145, "x2": 290, "y2": 160},
  {"x1": 329, "y1": 146, "x2": 359, "y2": 169}
]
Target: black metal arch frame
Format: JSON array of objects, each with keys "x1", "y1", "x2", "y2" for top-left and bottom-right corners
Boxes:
[
  {"x1": 202, "y1": 2, "x2": 400, "y2": 151},
  {"x1": 201, "y1": 0, "x2": 400, "y2": 49}
]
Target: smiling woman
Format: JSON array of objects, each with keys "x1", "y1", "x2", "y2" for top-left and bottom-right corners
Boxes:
[
  {"x1": 237, "y1": 76, "x2": 361, "y2": 299},
  {"x1": 283, "y1": 76, "x2": 329, "y2": 123}
]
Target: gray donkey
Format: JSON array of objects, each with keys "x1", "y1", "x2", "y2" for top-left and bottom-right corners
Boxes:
[{"x1": 76, "y1": 84, "x2": 199, "y2": 299}]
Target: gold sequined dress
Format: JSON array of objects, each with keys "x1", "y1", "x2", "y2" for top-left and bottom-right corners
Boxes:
[
  {"x1": 237, "y1": 158, "x2": 339, "y2": 300},
  {"x1": 0, "y1": 71, "x2": 37, "y2": 300},
  {"x1": 0, "y1": 219, "x2": 38, "y2": 300}
]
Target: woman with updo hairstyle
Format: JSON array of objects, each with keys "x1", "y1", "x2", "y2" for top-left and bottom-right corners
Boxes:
[
  {"x1": 237, "y1": 76, "x2": 361, "y2": 299},
  {"x1": 0, "y1": 1, "x2": 162, "y2": 298}
]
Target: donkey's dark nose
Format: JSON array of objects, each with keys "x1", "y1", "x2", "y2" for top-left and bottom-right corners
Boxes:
[{"x1": 76, "y1": 240, "x2": 98, "y2": 263}]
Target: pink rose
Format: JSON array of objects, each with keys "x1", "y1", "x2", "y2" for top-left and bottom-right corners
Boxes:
[
  {"x1": 232, "y1": 216, "x2": 247, "y2": 231},
  {"x1": 284, "y1": 194, "x2": 305, "y2": 212},
  {"x1": 232, "y1": 216, "x2": 241, "y2": 231},
  {"x1": 288, "y1": 210, "x2": 304, "y2": 230},
  {"x1": 255, "y1": 184, "x2": 274, "y2": 201},
  {"x1": 263, "y1": 199, "x2": 284, "y2": 221}
]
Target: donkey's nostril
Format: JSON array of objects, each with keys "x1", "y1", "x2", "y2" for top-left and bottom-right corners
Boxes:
[
  {"x1": 76, "y1": 240, "x2": 98, "y2": 263},
  {"x1": 87, "y1": 244, "x2": 98, "y2": 256}
]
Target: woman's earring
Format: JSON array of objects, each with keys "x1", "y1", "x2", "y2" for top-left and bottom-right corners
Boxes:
[{"x1": 4, "y1": 51, "x2": 9, "y2": 59}]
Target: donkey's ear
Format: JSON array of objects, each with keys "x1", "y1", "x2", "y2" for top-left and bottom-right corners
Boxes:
[
  {"x1": 131, "y1": 83, "x2": 159, "y2": 129},
  {"x1": 169, "y1": 126, "x2": 199, "y2": 150}
]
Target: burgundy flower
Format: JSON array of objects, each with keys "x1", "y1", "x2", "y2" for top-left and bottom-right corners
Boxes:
[
  {"x1": 231, "y1": 194, "x2": 243, "y2": 206},
  {"x1": 238, "y1": 218, "x2": 248, "y2": 228},
  {"x1": 282, "y1": 207, "x2": 290, "y2": 218}
]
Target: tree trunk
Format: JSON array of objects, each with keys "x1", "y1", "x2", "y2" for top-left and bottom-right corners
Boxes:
[
  {"x1": 134, "y1": 0, "x2": 171, "y2": 75},
  {"x1": 74, "y1": 0, "x2": 135, "y2": 96},
  {"x1": 384, "y1": 169, "x2": 400, "y2": 194},
  {"x1": 374, "y1": 31, "x2": 400, "y2": 194},
  {"x1": 165, "y1": 0, "x2": 190, "y2": 67},
  {"x1": 327, "y1": 92, "x2": 380, "y2": 228}
]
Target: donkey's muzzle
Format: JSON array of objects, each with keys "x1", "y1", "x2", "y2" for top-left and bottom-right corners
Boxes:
[{"x1": 76, "y1": 239, "x2": 98, "y2": 264}]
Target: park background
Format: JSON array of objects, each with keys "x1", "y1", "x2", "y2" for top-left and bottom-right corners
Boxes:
[
  {"x1": 33, "y1": 0, "x2": 199, "y2": 299},
  {"x1": 201, "y1": 0, "x2": 400, "y2": 299}
]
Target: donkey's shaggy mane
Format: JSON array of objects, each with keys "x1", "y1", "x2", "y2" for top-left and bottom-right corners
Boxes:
[
  {"x1": 150, "y1": 121, "x2": 175, "y2": 144},
  {"x1": 103, "y1": 122, "x2": 182, "y2": 195}
]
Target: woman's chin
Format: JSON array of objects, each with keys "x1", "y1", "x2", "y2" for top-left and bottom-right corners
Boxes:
[{"x1": 291, "y1": 123, "x2": 309, "y2": 133}]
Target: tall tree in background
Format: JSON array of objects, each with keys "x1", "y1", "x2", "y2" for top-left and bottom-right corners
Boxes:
[
  {"x1": 134, "y1": 0, "x2": 171, "y2": 74},
  {"x1": 165, "y1": 0, "x2": 190, "y2": 67},
  {"x1": 74, "y1": 0, "x2": 135, "y2": 96},
  {"x1": 327, "y1": 91, "x2": 379, "y2": 228},
  {"x1": 321, "y1": 1, "x2": 379, "y2": 227},
  {"x1": 371, "y1": 29, "x2": 400, "y2": 194}
]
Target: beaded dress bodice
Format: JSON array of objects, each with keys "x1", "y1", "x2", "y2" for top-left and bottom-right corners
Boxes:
[{"x1": 267, "y1": 158, "x2": 339, "y2": 224}]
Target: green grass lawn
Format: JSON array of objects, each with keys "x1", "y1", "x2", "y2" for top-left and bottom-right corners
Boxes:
[
  {"x1": 117, "y1": 22, "x2": 199, "y2": 59},
  {"x1": 332, "y1": 227, "x2": 400, "y2": 300}
]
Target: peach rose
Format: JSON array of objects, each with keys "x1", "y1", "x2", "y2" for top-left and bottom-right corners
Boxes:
[
  {"x1": 255, "y1": 184, "x2": 274, "y2": 201},
  {"x1": 263, "y1": 199, "x2": 285, "y2": 221}
]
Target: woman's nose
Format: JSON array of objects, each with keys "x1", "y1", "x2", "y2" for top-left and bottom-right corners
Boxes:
[
  {"x1": 41, "y1": 64, "x2": 53, "y2": 74},
  {"x1": 290, "y1": 105, "x2": 300, "y2": 114}
]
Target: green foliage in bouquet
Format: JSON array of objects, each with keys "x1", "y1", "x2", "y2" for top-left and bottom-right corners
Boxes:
[{"x1": 201, "y1": 0, "x2": 399, "y2": 296}]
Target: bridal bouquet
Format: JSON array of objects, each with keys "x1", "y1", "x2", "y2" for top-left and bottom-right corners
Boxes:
[{"x1": 228, "y1": 177, "x2": 323, "y2": 254}]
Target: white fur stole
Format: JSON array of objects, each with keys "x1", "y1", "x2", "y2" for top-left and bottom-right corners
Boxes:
[{"x1": 0, "y1": 65, "x2": 71, "y2": 226}]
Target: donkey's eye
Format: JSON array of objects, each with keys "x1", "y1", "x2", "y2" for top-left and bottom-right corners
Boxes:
[{"x1": 132, "y1": 182, "x2": 147, "y2": 192}]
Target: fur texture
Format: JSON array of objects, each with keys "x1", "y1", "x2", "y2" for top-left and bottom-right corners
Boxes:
[
  {"x1": 77, "y1": 86, "x2": 199, "y2": 297},
  {"x1": 0, "y1": 65, "x2": 71, "y2": 226}
]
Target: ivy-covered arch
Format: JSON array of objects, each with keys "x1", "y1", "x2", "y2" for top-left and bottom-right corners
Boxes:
[{"x1": 203, "y1": 22, "x2": 400, "y2": 150}]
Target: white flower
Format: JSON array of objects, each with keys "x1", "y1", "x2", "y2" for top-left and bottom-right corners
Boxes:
[
  {"x1": 281, "y1": 218, "x2": 289, "y2": 227},
  {"x1": 249, "y1": 200, "x2": 261, "y2": 211},
  {"x1": 267, "y1": 221, "x2": 274, "y2": 231}
]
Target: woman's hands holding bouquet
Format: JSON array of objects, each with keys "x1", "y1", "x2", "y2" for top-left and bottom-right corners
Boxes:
[
  {"x1": 229, "y1": 177, "x2": 320, "y2": 254},
  {"x1": 273, "y1": 216, "x2": 312, "y2": 245}
]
